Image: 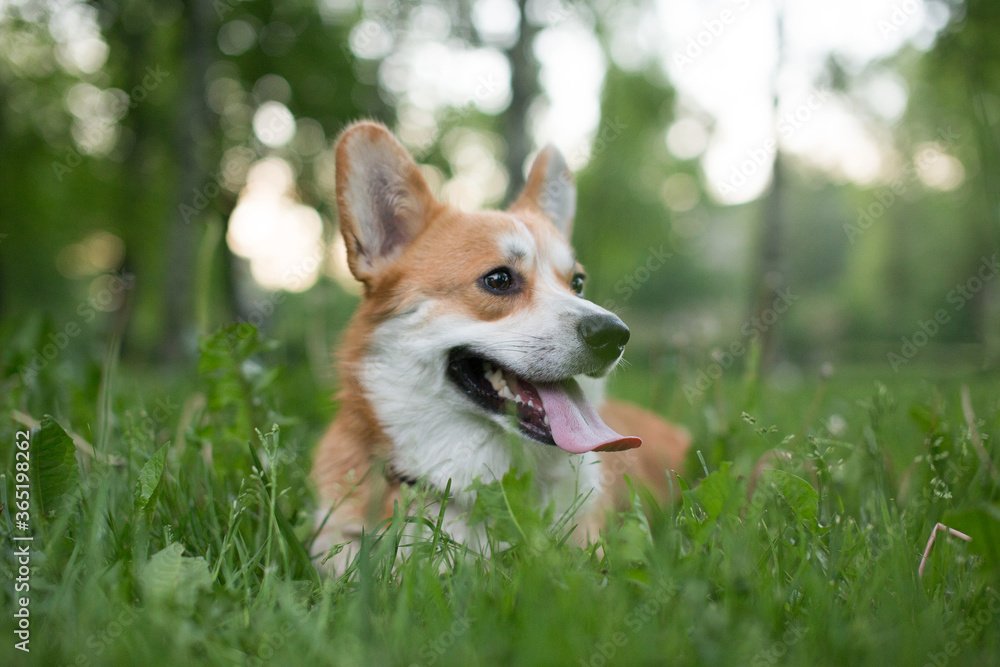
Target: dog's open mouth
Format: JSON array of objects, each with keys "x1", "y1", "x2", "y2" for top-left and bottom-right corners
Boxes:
[{"x1": 446, "y1": 348, "x2": 641, "y2": 454}]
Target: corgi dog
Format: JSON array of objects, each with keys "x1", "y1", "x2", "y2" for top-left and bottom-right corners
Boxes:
[{"x1": 311, "y1": 121, "x2": 690, "y2": 570}]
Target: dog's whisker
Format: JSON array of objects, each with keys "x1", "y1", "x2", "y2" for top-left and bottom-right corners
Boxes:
[{"x1": 310, "y1": 121, "x2": 691, "y2": 576}]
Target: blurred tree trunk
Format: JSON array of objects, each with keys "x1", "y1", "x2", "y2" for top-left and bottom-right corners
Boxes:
[
  {"x1": 114, "y1": 14, "x2": 151, "y2": 361},
  {"x1": 749, "y1": 8, "x2": 786, "y2": 367},
  {"x1": 502, "y1": 0, "x2": 539, "y2": 202},
  {"x1": 965, "y1": 2, "x2": 1000, "y2": 247},
  {"x1": 0, "y1": 79, "x2": 7, "y2": 316},
  {"x1": 927, "y1": 0, "x2": 1000, "y2": 353},
  {"x1": 968, "y1": 71, "x2": 1000, "y2": 341},
  {"x1": 750, "y1": 154, "x2": 786, "y2": 366},
  {"x1": 160, "y1": 0, "x2": 215, "y2": 361}
]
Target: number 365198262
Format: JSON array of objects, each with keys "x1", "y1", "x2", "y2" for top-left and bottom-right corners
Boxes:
[{"x1": 14, "y1": 430, "x2": 30, "y2": 523}]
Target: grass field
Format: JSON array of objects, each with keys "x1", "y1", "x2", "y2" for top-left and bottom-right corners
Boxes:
[{"x1": 2, "y1": 322, "x2": 999, "y2": 666}]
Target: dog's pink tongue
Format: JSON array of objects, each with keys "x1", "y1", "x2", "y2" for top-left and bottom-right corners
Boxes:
[{"x1": 535, "y1": 379, "x2": 642, "y2": 454}]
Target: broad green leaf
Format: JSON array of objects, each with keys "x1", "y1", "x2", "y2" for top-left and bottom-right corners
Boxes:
[
  {"x1": 762, "y1": 470, "x2": 819, "y2": 525},
  {"x1": 34, "y1": 415, "x2": 80, "y2": 517},
  {"x1": 140, "y1": 542, "x2": 212, "y2": 608},
  {"x1": 688, "y1": 462, "x2": 736, "y2": 521},
  {"x1": 134, "y1": 443, "x2": 169, "y2": 515}
]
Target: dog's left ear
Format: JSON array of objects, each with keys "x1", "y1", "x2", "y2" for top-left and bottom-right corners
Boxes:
[
  {"x1": 335, "y1": 121, "x2": 440, "y2": 285},
  {"x1": 509, "y1": 145, "x2": 577, "y2": 238}
]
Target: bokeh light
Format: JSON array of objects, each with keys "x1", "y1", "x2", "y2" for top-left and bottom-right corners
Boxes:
[{"x1": 227, "y1": 158, "x2": 323, "y2": 292}]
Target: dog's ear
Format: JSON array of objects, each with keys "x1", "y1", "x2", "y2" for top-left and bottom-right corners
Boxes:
[
  {"x1": 509, "y1": 145, "x2": 576, "y2": 237},
  {"x1": 335, "y1": 121, "x2": 439, "y2": 284}
]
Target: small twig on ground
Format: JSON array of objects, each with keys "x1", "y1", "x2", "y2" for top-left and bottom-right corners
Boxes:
[{"x1": 919, "y1": 522, "x2": 972, "y2": 579}]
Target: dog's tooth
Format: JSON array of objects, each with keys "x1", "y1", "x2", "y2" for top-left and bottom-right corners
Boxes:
[
  {"x1": 486, "y1": 368, "x2": 505, "y2": 393},
  {"x1": 543, "y1": 414, "x2": 550, "y2": 426},
  {"x1": 527, "y1": 399, "x2": 534, "y2": 408}
]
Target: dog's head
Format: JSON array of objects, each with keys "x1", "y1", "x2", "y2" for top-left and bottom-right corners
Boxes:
[{"x1": 335, "y1": 122, "x2": 639, "y2": 484}]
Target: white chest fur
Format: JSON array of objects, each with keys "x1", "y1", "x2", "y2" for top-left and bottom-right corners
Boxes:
[{"x1": 357, "y1": 307, "x2": 607, "y2": 528}]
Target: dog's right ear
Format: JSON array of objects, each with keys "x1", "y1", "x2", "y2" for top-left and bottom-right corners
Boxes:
[
  {"x1": 509, "y1": 145, "x2": 576, "y2": 238},
  {"x1": 335, "y1": 121, "x2": 439, "y2": 284}
]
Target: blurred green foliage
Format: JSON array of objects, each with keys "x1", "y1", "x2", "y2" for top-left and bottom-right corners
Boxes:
[
  {"x1": 0, "y1": 0, "x2": 998, "y2": 377},
  {"x1": 1, "y1": 325, "x2": 998, "y2": 665},
  {"x1": 1, "y1": 2, "x2": 1000, "y2": 662}
]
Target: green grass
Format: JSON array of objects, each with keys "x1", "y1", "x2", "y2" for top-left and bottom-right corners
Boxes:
[{"x1": 2, "y1": 322, "x2": 999, "y2": 666}]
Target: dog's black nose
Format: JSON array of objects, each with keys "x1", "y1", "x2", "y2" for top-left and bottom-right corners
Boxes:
[{"x1": 578, "y1": 314, "x2": 630, "y2": 363}]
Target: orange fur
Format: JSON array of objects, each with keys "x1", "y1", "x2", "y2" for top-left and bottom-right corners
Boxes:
[
  {"x1": 310, "y1": 121, "x2": 691, "y2": 565},
  {"x1": 597, "y1": 400, "x2": 691, "y2": 506}
]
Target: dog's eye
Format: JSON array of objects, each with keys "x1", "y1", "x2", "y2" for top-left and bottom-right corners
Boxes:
[
  {"x1": 570, "y1": 273, "x2": 586, "y2": 296},
  {"x1": 483, "y1": 268, "x2": 514, "y2": 293}
]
